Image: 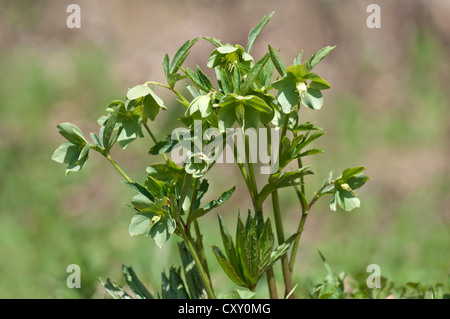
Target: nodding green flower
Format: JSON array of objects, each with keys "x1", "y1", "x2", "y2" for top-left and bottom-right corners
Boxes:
[
  {"x1": 329, "y1": 167, "x2": 370, "y2": 212},
  {"x1": 185, "y1": 152, "x2": 212, "y2": 178},
  {"x1": 207, "y1": 44, "x2": 253, "y2": 72},
  {"x1": 185, "y1": 93, "x2": 214, "y2": 118},
  {"x1": 217, "y1": 93, "x2": 272, "y2": 132},
  {"x1": 272, "y1": 63, "x2": 331, "y2": 114}
]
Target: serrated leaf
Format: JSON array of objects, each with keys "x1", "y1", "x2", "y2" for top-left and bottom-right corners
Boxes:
[
  {"x1": 241, "y1": 52, "x2": 270, "y2": 95},
  {"x1": 212, "y1": 246, "x2": 247, "y2": 287},
  {"x1": 161, "y1": 267, "x2": 190, "y2": 299},
  {"x1": 247, "y1": 12, "x2": 274, "y2": 54},
  {"x1": 178, "y1": 242, "x2": 205, "y2": 299},
  {"x1": 122, "y1": 265, "x2": 154, "y2": 299},
  {"x1": 267, "y1": 233, "x2": 297, "y2": 268},
  {"x1": 188, "y1": 186, "x2": 235, "y2": 224},
  {"x1": 306, "y1": 45, "x2": 336, "y2": 69},
  {"x1": 298, "y1": 148, "x2": 325, "y2": 157},
  {"x1": 268, "y1": 45, "x2": 286, "y2": 77},
  {"x1": 101, "y1": 278, "x2": 133, "y2": 299},
  {"x1": 169, "y1": 38, "x2": 199, "y2": 75}
]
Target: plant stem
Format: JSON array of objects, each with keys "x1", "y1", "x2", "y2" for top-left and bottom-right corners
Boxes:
[
  {"x1": 179, "y1": 224, "x2": 216, "y2": 299},
  {"x1": 193, "y1": 219, "x2": 211, "y2": 280},
  {"x1": 271, "y1": 190, "x2": 295, "y2": 298},
  {"x1": 233, "y1": 141, "x2": 255, "y2": 205},
  {"x1": 143, "y1": 123, "x2": 168, "y2": 162},
  {"x1": 289, "y1": 180, "x2": 334, "y2": 271},
  {"x1": 245, "y1": 135, "x2": 258, "y2": 199},
  {"x1": 266, "y1": 267, "x2": 278, "y2": 299},
  {"x1": 105, "y1": 154, "x2": 133, "y2": 183},
  {"x1": 145, "y1": 81, "x2": 189, "y2": 105}
]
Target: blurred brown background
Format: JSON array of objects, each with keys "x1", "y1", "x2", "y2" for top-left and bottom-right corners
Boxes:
[{"x1": 0, "y1": 0, "x2": 448, "y2": 298}]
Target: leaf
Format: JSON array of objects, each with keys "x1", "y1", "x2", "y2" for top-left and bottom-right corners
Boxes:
[
  {"x1": 149, "y1": 134, "x2": 179, "y2": 155},
  {"x1": 146, "y1": 159, "x2": 185, "y2": 184},
  {"x1": 235, "y1": 216, "x2": 253, "y2": 287},
  {"x1": 169, "y1": 38, "x2": 199, "y2": 74},
  {"x1": 241, "y1": 52, "x2": 270, "y2": 95},
  {"x1": 346, "y1": 173, "x2": 370, "y2": 190},
  {"x1": 267, "y1": 233, "x2": 297, "y2": 268},
  {"x1": 161, "y1": 267, "x2": 190, "y2": 299},
  {"x1": 202, "y1": 36, "x2": 222, "y2": 47},
  {"x1": 235, "y1": 289, "x2": 257, "y2": 299},
  {"x1": 184, "y1": 67, "x2": 210, "y2": 93},
  {"x1": 178, "y1": 242, "x2": 205, "y2": 299},
  {"x1": 247, "y1": 12, "x2": 274, "y2": 53},
  {"x1": 117, "y1": 109, "x2": 143, "y2": 149},
  {"x1": 102, "y1": 105, "x2": 121, "y2": 150},
  {"x1": 277, "y1": 84, "x2": 299, "y2": 114},
  {"x1": 256, "y1": 166, "x2": 313, "y2": 208},
  {"x1": 196, "y1": 66, "x2": 215, "y2": 92},
  {"x1": 293, "y1": 50, "x2": 304, "y2": 65},
  {"x1": 212, "y1": 246, "x2": 247, "y2": 287},
  {"x1": 188, "y1": 186, "x2": 235, "y2": 224},
  {"x1": 306, "y1": 45, "x2": 336, "y2": 69},
  {"x1": 294, "y1": 121, "x2": 323, "y2": 132},
  {"x1": 52, "y1": 142, "x2": 81, "y2": 164},
  {"x1": 298, "y1": 148, "x2": 325, "y2": 157},
  {"x1": 217, "y1": 215, "x2": 240, "y2": 272},
  {"x1": 304, "y1": 73, "x2": 331, "y2": 90},
  {"x1": 125, "y1": 181, "x2": 155, "y2": 202},
  {"x1": 56, "y1": 122, "x2": 86, "y2": 145},
  {"x1": 268, "y1": 45, "x2": 286, "y2": 77},
  {"x1": 101, "y1": 278, "x2": 133, "y2": 299},
  {"x1": 122, "y1": 265, "x2": 154, "y2": 299}
]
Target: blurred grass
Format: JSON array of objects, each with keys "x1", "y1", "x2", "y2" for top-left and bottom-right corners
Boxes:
[{"x1": 0, "y1": 11, "x2": 448, "y2": 299}]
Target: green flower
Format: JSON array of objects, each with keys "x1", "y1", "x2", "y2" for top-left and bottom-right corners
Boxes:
[
  {"x1": 185, "y1": 152, "x2": 212, "y2": 178},
  {"x1": 207, "y1": 44, "x2": 253, "y2": 71},
  {"x1": 52, "y1": 123, "x2": 90, "y2": 175},
  {"x1": 217, "y1": 93, "x2": 272, "y2": 132},
  {"x1": 329, "y1": 167, "x2": 370, "y2": 212},
  {"x1": 272, "y1": 63, "x2": 331, "y2": 113},
  {"x1": 185, "y1": 93, "x2": 213, "y2": 118}
]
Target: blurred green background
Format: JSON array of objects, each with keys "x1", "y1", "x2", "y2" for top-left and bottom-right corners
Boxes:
[{"x1": 0, "y1": 0, "x2": 448, "y2": 298}]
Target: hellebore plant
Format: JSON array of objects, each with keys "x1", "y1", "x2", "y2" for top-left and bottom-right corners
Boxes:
[{"x1": 52, "y1": 12, "x2": 369, "y2": 299}]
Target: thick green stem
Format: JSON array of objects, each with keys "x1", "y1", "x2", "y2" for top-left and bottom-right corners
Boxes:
[
  {"x1": 233, "y1": 142, "x2": 256, "y2": 205},
  {"x1": 266, "y1": 267, "x2": 278, "y2": 299},
  {"x1": 245, "y1": 135, "x2": 258, "y2": 199},
  {"x1": 271, "y1": 190, "x2": 295, "y2": 298},
  {"x1": 179, "y1": 224, "x2": 216, "y2": 299},
  {"x1": 193, "y1": 219, "x2": 211, "y2": 280},
  {"x1": 105, "y1": 154, "x2": 133, "y2": 183}
]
